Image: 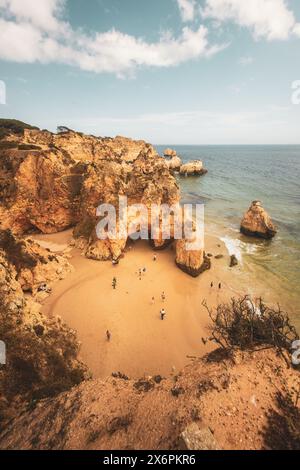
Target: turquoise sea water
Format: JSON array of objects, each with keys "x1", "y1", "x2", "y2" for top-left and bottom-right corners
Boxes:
[{"x1": 156, "y1": 145, "x2": 300, "y2": 327}]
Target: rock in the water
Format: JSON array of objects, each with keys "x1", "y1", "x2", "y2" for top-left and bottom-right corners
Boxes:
[
  {"x1": 240, "y1": 201, "x2": 277, "y2": 239},
  {"x1": 179, "y1": 423, "x2": 220, "y2": 450},
  {"x1": 179, "y1": 160, "x2": 207, "y2": 176},
  {"x1": 230, "y1": 254, "x2": 238, "y2": 267},
  {"x1": 166, "y1": 155, "x2": 182, "y2": 172}
]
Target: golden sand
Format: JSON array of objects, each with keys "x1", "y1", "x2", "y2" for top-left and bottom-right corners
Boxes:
[{"x1": 30, "y1": 230, "x2": 258, "y2": 379}]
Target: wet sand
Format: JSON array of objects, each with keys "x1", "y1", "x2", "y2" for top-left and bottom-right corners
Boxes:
[{"x1": 33, "y1": 231, "x2": 265, "y2": 379}]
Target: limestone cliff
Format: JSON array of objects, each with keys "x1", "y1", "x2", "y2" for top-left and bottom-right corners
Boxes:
[
  {"x1": 0, "y1": 231, "x2": 87, "y2": 427},
  {"x1": 0, "y1": 120, "x2": 208, "y2": 276},
  {"x1": 0, "y1": 229, "x2": 72, "y2": 295}
]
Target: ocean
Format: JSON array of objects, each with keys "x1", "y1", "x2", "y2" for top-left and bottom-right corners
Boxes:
[{"x1": 156, "y1": 145, "x2": 300, "y2": 328}]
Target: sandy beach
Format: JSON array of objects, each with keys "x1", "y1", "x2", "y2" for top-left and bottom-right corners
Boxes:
[{"x1": 30, "y1": 230, "x2": 256, "y2": 380}]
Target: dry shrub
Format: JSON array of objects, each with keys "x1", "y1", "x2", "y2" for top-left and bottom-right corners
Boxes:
[{"x1": 203, "y1": 296, "x2": 299, "y2": 353}]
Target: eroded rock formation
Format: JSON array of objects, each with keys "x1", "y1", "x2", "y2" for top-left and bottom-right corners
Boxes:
[
  {"x1": 163, "y1": 148, "x2": 182, "y2": 172},
  {"x1": 163, "y1": 148, "x2": 177, "y2": 158},
  {"x1": 176, "y1": 239, "x2": 211, "y2": 277},
  {"x1": 0, "y1": 232, "x2": 87, "y2": 426},
  {"x1": 179, "y1": 160, "x2": 208, "y2": 177},
  {"x1": 167, "y1": 155, "x2": 182, "y2": 172},
  {"x1": 0, "y1": 121, "x2": 209, "y2": 277},
  {"x1": 240, "y1": 201, "x2": 277, "y2": 239},
  {"x1": 0, "y1": 230, "x2": 72, "y2": 295},
  {"x1": 175, "y1": 220, "x2": 211, "y2": 277}
]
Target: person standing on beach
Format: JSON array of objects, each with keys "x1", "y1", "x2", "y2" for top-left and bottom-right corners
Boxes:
[
  {"x1": 160, "y1": 309, "x2": 166, "y2": 320},
  {"x1": 153, "y1": 255, "x2": 157, "y2": 262},
  {"x1": 211, "y1": 282, "x2": 213, "y2": 288},
  {"x1": 112, "y1": 277, "x2": 117, "y2": 289},
  {"x1": 106, "y1": 330, "x2": 111, "y2": 341},
  {"x1": 219, "y1": 282, "x2": 222, "y2": 290}
]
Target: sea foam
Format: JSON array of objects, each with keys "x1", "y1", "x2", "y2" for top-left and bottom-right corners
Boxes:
[{"x1": 220, "y1": 236, "x2": 258, "y2": 265}]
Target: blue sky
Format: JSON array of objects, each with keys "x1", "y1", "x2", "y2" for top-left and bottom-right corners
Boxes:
[{"x1": 0, "y1": 0, "x2": 300, "y2": 144}]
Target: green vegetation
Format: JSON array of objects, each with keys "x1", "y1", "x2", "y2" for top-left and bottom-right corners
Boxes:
[{"x1": 0, "y1": 119, "x2": 39, "y2": 140}]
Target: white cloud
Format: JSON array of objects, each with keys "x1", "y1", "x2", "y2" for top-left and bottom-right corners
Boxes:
[
  {"x1": 0, "y1": 0, "x2": 226, "y2": 76},
  {"x1": 177, "y1": 0, "x2": 196, "y2": 22},
  {"x1": 0, "y1": 0, "x2": 66, "y2": 33},
  {"x1": 294, "y1": 23, "x2": 300, "y2": 37},
  {"x1": 201, "y1": 0, "x2": 299, "y2": 40},
  {"x1": 239, "y1": 56, "x2": 254, "y2": 65}
]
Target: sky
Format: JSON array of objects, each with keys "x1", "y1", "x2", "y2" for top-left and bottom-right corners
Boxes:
[{"x1": 0, "y1": 0, "x2": 300, "y2": 144}]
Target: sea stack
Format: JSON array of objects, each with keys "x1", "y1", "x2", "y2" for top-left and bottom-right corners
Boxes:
[
  {"x1": 163, "y1": 148, "x2": 177, "y2": 158},
  {"x1": 179, "y1": 160, "x2": 208, "y2": 177},
  {"x1": 240, "y1": 201, "x2": 277, "y2": 239},
  {"x1": 167, "y1": 155, "x2": 182, "y2": 172},
  {"x1": 175, "y1": 220, "x2": 211, "y2": 277},
  {"x1": 163, "y1": 148, "x2": 182, "y2": 172}
]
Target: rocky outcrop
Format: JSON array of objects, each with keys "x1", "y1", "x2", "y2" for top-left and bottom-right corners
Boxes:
[
  {"x1": 240, "y1": 201, "x2": 277, "y2": 239},
  {"x1": 0, "y1": 123, "x2": 179, "y2": 254},
  {"x1": 163, "y1": 148, "x2": 177, "y2": 158},
  {"x1": 0, "y1": 230, "x2": 72, "y2": 295},
  {"x1": 230, "y1": 254, "x2": 238, "y2": 267},
  {"x1": 179, "y1": 423, "x2": 220, "y2": 450},
  {"x1": 166, "y1": 155, "x2": 182, "y2": 172},
  {"x1": 0, "y1": 121, "x2": 210, "y2": 277},
  {"x1": 163, "y1": 148, "x2": 182, "y2": 172},
  {"x1": 179, "y1": 160, "x2": 207, "y2": 176},
  {"x1": 175, "y1": 223, "x2": 211, "y2": 277},
  {"x1": 0, "y1": 238, "x2": 87, "y2": 426}
]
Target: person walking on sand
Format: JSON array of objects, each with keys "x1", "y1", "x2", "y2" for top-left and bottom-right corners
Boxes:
[
  {"x1": 112, "y1": 277, "x2": 117, "y2": 289},
  {"x1": 210, "y1": 282, "x2": 213, "y2": 288},
  {"x1": 219, "y1": 282, "x2": 222, "y2": 290},
  {"x1": 153, "y1": 255, "x2": 157, "y2": 261},
  {"x1": 106, "y1": 330, "x2": 111, "y2": 341},
  {"x1": 160, "y1": 308, "x2": 166, "y2": 320},
  {"x1": 143, "y1": 267, "x2": 147, "y2": 274}
]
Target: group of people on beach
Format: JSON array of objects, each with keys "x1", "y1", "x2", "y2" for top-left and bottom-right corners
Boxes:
[
  {"x1": 106, "y1": 254, "x2": 165, "y2": 341},
  {"x1": 155, "y1": 291, "x2": 167, "y2": 320},
  {"x1": 211, "y1": 281, "x2": 222, "y2": 289},
  {"x1": 107, "y1": 255, "x2": 224, "y2": 342}
]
